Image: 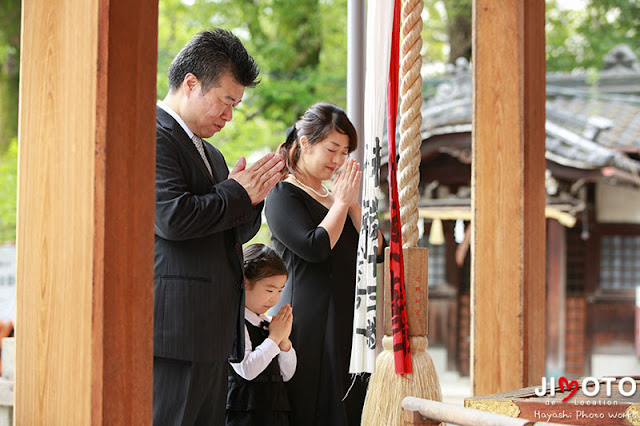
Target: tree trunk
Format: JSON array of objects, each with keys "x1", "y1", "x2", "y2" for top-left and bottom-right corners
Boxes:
[{"x1": 443, "y1": 0, "x2": 472, "y2": 64}]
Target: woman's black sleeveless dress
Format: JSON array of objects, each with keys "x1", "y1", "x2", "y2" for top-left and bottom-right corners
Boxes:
[{"x1": 265, "y1": 182, "x2": 370, "y2": 426}]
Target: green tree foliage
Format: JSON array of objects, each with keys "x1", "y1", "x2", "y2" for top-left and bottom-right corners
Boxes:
[
  {"x1": 422, "y1": 2, "x2": 449, "y2": 72},
  {"x1": 0, "y1": 138, "x2": 16, "y2": 243},
  {"x1": 429, "y1": 0, "x2": 640, "y2": 73},
  {"x1": 546, "y1": 0, "x2": 640, "y2": 71},
  {"x1": 157, "y1": 0, "x2": 349, "y2": 164},
  {"x1": 0, "y1": 0, "x2": 20, "y2": 154},
  {"x1": 0, "y1": 0, "x2": 19, "y2": 243},
  {"x1": 441, "y1": 0, "x2": 472, "y2": 63},
  {"x1": 157, "y1": 0, "x2": 349, "y2": 245},
  {"x1": 2, "y1": 0, "x2": 639, "y2": 245}
]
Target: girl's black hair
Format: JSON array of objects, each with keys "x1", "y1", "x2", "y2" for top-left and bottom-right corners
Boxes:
[{"x1": 242, "y1": 244, "x2": 288, "y2": 286}]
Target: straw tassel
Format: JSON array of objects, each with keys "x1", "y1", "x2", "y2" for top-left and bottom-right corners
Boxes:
[
  {"x1": 362, "y1": 336, "x2": 442, "y2": 426},
  {"x1": 362, "y1": 246, "x2": 442, "y2": 425}
]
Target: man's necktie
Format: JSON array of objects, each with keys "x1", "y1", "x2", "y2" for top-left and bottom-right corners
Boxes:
[{"x1": 192, "y1": 135, "x2": 213, "y2": 177}]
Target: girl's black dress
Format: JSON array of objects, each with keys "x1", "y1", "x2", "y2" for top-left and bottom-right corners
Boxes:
[
  {"x1": 226, "y1": 320, "x2": 291, "y2": 426},
  {"x1": 265, "y1": 182, "x2": 370, "y2": 426}
]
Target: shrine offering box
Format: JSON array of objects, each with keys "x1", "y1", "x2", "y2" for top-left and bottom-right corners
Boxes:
[{"x1": 465, "y1": 377, "x2": 640, "y2": 425}]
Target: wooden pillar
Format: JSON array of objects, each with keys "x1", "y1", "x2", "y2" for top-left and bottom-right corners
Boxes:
[
  {"x1": 17, "y1": 0, "x2": 157, "y2": 423},
  {"x1": 443, "y1": 220, "x2": 459, "y2": 370},
  {"x1": 471, "y1": 0, "x2": 546, "y2": 396},
  {"x1": 546, "y1": 219, "x2": 566, "y2": 377}
]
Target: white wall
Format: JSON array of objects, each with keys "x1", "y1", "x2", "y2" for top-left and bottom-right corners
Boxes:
[
  {"x1": 0, "y1": 246, "x2": 15, "y2": 321},
  {"x1": 596, "y1": 183, "x2": 640, "y2": 223}
]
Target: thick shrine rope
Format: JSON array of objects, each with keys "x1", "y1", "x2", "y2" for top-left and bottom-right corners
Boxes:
[
  {"x1": 398, "y1": 0, "x2": 442, "y2": 404},
  {"x1": 362, "y1": 0, "x2": 442, "y2": 424},
  {"x1": 399, "y1": 0, "x2": 424, "y2": 248}
]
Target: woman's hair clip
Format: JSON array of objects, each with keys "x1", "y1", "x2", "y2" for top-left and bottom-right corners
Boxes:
[{"x1": 285, "y1": 126, "x2": 297, "y2": 144}]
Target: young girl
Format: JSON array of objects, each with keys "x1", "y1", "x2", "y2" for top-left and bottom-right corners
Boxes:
[{"x1": 226, "y1": 244, "x2": 296, "y2": 426}]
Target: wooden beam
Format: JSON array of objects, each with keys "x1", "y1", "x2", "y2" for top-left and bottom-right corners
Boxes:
[
  {"x1": 471, "y1": 0, "x2": 546, "y2": 395},
  {"x1": 546, "y1": 219, "x2": 566, "y2": 376},
  {"x1": 402, "y1": 397, "x2": 540, "y2": 425},
  {"x1": 17, "y1": 0, "x2": 157, "y2": 423}
]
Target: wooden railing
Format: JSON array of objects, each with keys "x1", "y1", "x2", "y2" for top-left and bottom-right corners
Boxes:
[{"x1": 401, "y1": 397, "x2": 567, "y2": 426}]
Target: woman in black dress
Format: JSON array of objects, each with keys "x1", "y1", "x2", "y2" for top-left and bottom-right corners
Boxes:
[{"x1": 265, "y1": 103, "x2": 384, "y2": 426}]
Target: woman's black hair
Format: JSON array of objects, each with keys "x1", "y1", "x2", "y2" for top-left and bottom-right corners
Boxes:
[
  {"x1": 277, "y1": 103, "x2": 358, "y2": 180},
  {"x1": 242, "y1": 243, "x2": 288, "y2": 286}
]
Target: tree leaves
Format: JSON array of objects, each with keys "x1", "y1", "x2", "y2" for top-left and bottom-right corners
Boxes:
[
  {"x1": 546, "y1": 0, "x2": 640, "y2": 71},
  {"x1": 157, "y1": 0, "x2": 349, "y2": 163}
]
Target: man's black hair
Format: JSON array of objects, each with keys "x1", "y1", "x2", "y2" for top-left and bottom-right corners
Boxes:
[{"x1": 168, "y1": 28, "x2": 260, "y2": 92}]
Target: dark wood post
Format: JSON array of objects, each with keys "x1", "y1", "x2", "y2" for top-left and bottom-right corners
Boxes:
[{"x1": 546, "y1": 219, "x2": 567, "y2": 376}]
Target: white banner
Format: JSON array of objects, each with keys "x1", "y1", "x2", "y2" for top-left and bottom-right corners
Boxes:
[{"x1": 349, "y1": 0, "x2": 395, "y2": 374}]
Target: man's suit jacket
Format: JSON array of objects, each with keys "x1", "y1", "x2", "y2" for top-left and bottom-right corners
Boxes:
[{"x1": 154, "y1": 106, "x2": 262, "y2": 363}]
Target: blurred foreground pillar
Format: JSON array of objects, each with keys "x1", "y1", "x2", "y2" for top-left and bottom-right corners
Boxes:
[
  {"x1": 17, "y1": 0, "x2": 158, "y2": 423},
  {"x1": 471, "y1": 0, "x2": 546, "y2": 396}
]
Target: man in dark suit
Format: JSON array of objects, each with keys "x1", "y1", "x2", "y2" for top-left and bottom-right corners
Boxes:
[{"x1": 153, "y1": 29, "x2": 284, "y2": 425}]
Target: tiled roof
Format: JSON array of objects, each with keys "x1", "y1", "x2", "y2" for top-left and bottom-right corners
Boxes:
[
  {"x1": 414, "y1": 48, "x2": 640, "y2": 183},
  {"x1": 546, "y1": 88, "x2": 640, "y2": 153}
]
